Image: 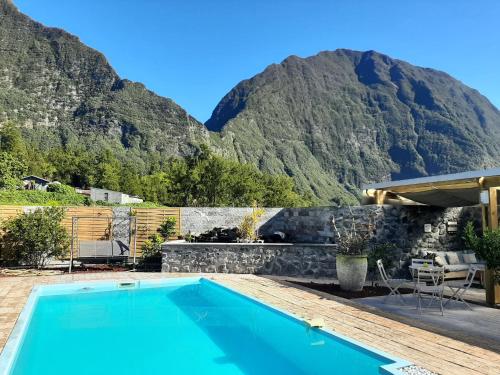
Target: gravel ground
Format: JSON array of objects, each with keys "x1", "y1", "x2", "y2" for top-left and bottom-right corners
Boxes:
[{"x1": 400, "y1": 365, "x2": 439, "y2": 375}]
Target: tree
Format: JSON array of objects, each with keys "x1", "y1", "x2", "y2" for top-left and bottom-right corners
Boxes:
[
  {"x1": 0, "y1": 152, "x2": 27, "y2": 189},
  {"x1": 225, "y1": 162, "x2": 264, "y2": 206},
  {"x1": 94, "y1": 150, "x2": 121, "y2": 191},
  {"x1": 165, "y1": 159, "x2": 194, "y2": 206},
  {"x1": 193, "y1": 155, "x2": 228, "y2": 206},
  {"x1": 0, "y1": 207, "x2": 70, "y2": 268},
  {"x1": 0, "y1": 122, "x2": 26, "y2": 156},
  {"x1": 120, "y1": 164, "x2": 143, "y2": 196},
  {"x1": 262, "y1": 175, "x2": 308, "y2": 207},
  {"x1": 141, "y1": 172, "x2": 170, "y2": 204},
  {"x1": 47, "y1": 147, "x2": 94, "y2": 188}
]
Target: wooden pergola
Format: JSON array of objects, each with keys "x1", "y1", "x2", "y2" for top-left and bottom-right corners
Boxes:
[
  {"x1": 363, "y1": 167, "x2": 500, "y2": 305},
  {"x1": 362, "y1": 167, "x2": 500, "y2": 231}
]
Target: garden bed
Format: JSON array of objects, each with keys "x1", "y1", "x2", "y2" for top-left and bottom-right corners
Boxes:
[{"x1": 288, "y1": 280, "x2": 414, "y2": 299}]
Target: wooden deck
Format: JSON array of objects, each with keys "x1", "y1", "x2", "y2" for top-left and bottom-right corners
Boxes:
[{"x1": 0, "y1": 272, "x2": 499, "y2": 374}]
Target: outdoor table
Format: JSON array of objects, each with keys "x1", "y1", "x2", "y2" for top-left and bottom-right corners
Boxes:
[
  {"x1": 409, "y1": 264, "x2": 443, "y2": 279},
  {"x1": 409, "y1": 265, "x2": 446, "y2": 311}
]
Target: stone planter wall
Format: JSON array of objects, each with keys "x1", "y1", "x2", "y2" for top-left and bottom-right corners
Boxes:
[
  {"x1": 180, "y1": 205, "x2": 482, "y2": 262},
  {"x1": 162, "y1": 243, "x2": 338, "y2": 278},
  {"x1": 171, "y1": 205, "x2": 482, "y2": 277}
]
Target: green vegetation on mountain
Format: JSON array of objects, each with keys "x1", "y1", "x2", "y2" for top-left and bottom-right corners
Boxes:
[
  {"x1": 2, "y1": 1, "x2": 500, "y2": 206},
  {"x1": 0, "y1": 124, "x2": 308, "y2": 207},
  {"x1": 0, "y1": 0, "x2": 207, "y2": 173},
  {"x1": 207, "y1": 50, "x2": 500, "y2": 204}
]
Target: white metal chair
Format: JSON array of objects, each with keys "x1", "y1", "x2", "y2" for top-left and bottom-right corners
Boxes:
[
  {"x1": 443, "y1": 265, "x2": 478, "y2": 310},
  {"x1": 411, "y1": 258, "x2": 434, "y2": 270},
  {"x1": 416, "y1": 266, "x2": 445, "y2": 315},
  {"x1": 376, "y1": 259, "x2": 408, "y2": 304}
]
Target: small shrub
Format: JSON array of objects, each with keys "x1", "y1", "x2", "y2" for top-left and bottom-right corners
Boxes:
[
  {"x1": 238, "y1": 202, "x2": 265, "y2": 241},
  {"x1": 46, "y1": 183, "x2": 75, "y2": 194},
  {"x1": 184, "y1": 231, "x2": 194, "y2": 243},
  {"x1": 141, "y1": 233, "x2": 164, "y2": 258},
  {"x1": 463, "y1": 221, "x2": 500, "y2": 281},
  {"x1": 0, "y1": 207, "x2": 70, "y2": 268},
  {"x1": 158, "y1": 217, "x2": 177, "y2": 240}
]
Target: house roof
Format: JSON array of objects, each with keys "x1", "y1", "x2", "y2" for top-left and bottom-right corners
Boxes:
[{"x1": 21, "y1": 175, "x2": 51, "y2": 183}]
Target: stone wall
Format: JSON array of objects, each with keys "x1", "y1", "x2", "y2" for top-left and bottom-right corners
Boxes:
[
  {"x1": 112, "y1": 207, "x2": 132, "y2": 255},
  {"x1": 162, "y1": 242, "x2": 337, "y2": 277},
  {"x1": 180, "y1": 207, "x2": 283, "y2": 236},
  {"x1": 180, "y1": 205, "x2": 482, "y2": 261},
  {"x1": 162, "y1": 205, "x2": 482, "y2": 277}
]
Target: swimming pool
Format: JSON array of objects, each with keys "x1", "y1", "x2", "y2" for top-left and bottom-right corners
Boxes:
[{"x1": 0, "y1": 278, "x2": 410, "y2": 374}]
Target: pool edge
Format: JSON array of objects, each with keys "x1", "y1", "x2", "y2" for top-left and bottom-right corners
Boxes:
[
  {"x1": 201, "y1": 277, "x2": 412, "y2": 375},
  {"x1": 0, "y1": 276, "x2": 412, "y2": 375},
  {"x1": 0, "y1": 277, "x2": 203, "y2": 374}
]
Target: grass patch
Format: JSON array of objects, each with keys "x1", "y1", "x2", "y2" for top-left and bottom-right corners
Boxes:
[{"x1": 0, "y1": 190, "x2": 88, "y2": 206}]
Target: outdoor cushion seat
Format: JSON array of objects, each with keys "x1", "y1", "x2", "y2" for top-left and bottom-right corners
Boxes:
[
  {"x1": 424, "y1": 250, "x2": 484, "y2": 280},
  {"x1": 445, "y1": 251, "x2": 461, "y2": 265},
  {"x1": 445, "y1": 264, "x2": 470, "y2": 272},
  {"x1": 462, "y1": 253, "x2": 477, "y2": 263},
  {"x1": 433, "y1": 251, "x2": 447, "y2": 266}
]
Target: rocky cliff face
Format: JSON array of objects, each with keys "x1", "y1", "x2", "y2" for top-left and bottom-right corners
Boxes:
[
  {"x1": 0, "y1": 0, "x2": 207, "y2": 159},
  {"x1": 207, "y1": 49, "x2": 500, "y2": 204},
  {"x1": 3, "y1": 0, "x2": 500, "y2": 205}
]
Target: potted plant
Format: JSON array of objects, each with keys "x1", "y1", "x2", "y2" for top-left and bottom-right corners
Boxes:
[
  {"x1": 464, "y1": 222, "x2": 500, "y2": 306},
  {"x1": 332, "y1": 212, "x2": 373, "y2": 292}
]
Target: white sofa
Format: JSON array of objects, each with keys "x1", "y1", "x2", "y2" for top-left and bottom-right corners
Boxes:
[{"x1": 425, "y1": 250, "x2": 485, "y2": 279}]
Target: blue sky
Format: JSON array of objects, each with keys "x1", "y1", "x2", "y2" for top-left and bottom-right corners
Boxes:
[{"x1": 15, "y1": 0, "x2": 500, "y2": 122}]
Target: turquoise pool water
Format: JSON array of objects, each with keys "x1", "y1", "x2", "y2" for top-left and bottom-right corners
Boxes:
[{"x1": 0, "y1": 278, "x2": 408, "y2": 374}]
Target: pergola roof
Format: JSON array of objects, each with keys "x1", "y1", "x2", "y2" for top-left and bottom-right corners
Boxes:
[{"x1": 362, "y1": 167, "x2": 500, "y2": 207}]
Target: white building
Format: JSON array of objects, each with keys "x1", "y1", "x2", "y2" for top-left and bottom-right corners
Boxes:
[{"x1": 90, "y1": 187, "x2": 143, "y2": 204}]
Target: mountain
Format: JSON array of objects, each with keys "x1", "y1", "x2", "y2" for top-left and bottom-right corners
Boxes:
[
  {"x1": 3, "y1": 0, "x2": 500, "y2": 205},
  {"x1": 207, "y1": 49, "x2": 500, "y2": 204},
  {"x1": 0, "y1": 0, "x2": 208, "y2": 171}
]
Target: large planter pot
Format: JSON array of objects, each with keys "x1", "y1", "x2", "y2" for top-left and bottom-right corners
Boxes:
[
  {"x1": 336, "y1": 254, "x2": 368, "y2": 292},
  {"x1": 484, "y1": 268, "x2": 500, "y2": 306}
]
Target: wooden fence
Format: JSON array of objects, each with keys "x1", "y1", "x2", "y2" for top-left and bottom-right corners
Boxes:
[
  {"x1": 0, "y1": 206, "x2": 23, "y2": 225},
  {"x1": 62, "y1": 207, "x2": 113, "y2": 241},
  {"x1": 131, "y1": 208, "x2": 181, "y2": 257},
  {"x1": 0, "y1": 206, "x2": 182, "y2": 259}
]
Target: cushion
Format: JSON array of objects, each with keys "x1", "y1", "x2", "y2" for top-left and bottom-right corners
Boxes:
[
  {"x1": 445, "y1": 252, "x2": 461, "y2": 265},
  {"x1": 433, "y1": 254, "x2": 446, "y2": 267},
  {"x1": 462, "y1": 253, "x2": 477, "y2": 264},
  {"x1": 436, "y1": 251, "x2": 448, "y2": 266},
  {"x1": 445, "y1": 264, "x2": 470, "y2": 272}
]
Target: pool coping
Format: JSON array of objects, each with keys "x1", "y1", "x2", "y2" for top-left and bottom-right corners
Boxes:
[
  {"x1": 204, "y1": 278, "x2": 412, "y2": 375},
  {"x1": 0, "y1": 277, "x2": 411, "y2": 375}
]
